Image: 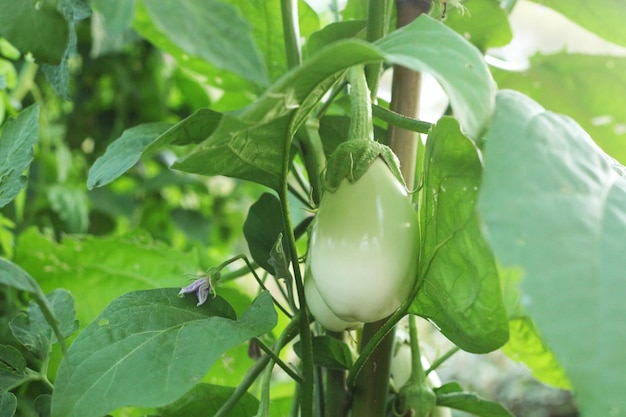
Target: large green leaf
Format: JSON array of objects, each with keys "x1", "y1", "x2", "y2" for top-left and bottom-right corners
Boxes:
[
  {"x1": 14, "y1": 229, "x2": 198, "y2": 327},
  {"x1": 141, "y1": 0, "x2": 268, "y2": 87},
  {"x1": 0, "y1": 0, "x2": 68, "y2": 65},
  {"x1": 376, "y1": 14, "x2": 496, "y2": 138},
  {"x1": 0, "y1": 345, "x2": 28, "y2": 392},
  {"x1": 411, "y1": 117, "x2": 508, "y2": 353},
  {"x1": 51, "y1": 290, "x2": 277, "y2": 417},
  {"x1": 173, "y1": 40, "x2": 382, "y2": 189},
  {"x1": 532, "y1": 0, "x2": 626, "y2": 47},
  {"x1": 0, "y1": 105, "x2": 39, "y2": 208},
  {"x1": 478, "y1": 89, "x2": 626, "y2": 417},
  {"x1": 492, "y1": 53, "x2": 626, "y2": 164},
  {"x1": 175, "y1": 15, "x2": 494, "y2": 187}
]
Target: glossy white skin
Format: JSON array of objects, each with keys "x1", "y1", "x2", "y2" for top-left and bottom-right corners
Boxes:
[
  {"x1": 304, "y1": 274, "x2": 362, "y2": 332},
  {"x1": 309, "y1": 159, "x2": 418, "y2": 323}
]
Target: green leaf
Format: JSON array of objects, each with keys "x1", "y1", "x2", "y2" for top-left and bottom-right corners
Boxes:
[
  {"x1": 243, "y1": 193, "x2": 288, "y2": 274},
  {"x1": 478, "y1": 89, "x2": 626, "y2": 417},
  {"x1": 174, "y1": 15, "x2": 494, "y2": 186},
  {"x1": 51, "y1": 290, "x2": 277, "y2": 417},
  {"x1": 13, "y1": 228, "x2": 199, "y2": 328},
  {"x1": 0, "y1": 0, "x2": 68, "y2": 65},
  {"x1": 159, "y1": 383, "x2": 259, "y2": 416},
  {"x1": 0, "y1": 104, "x2": 39, "y2": 208},
  {"x1": 434, "y1": 383, "x2": 514, "y2": 417},
  {"x1": 533, "y1": 0, "x2": 626, "y2": 47},
  {"x1": 0, "y1": 345, "x2": 28, "y2": 391},
  {"x1": 87, "y1": 122, "x2": 172, "y2": 189},
  {"x1": 444, "y1": 0, "x2": 512, "y2": 52},
  {"x1": 305, "y1": 20, "x2": 366, "y2": 57},
  {"x1": 9, "y1": 289, "x2": 78, "y2": 360},
  {"x1": 293, "y1": 336, "x2": 353, "y2": 370},
  {"x1": 0, "y1": 392, "x2": 16, "y2": 417},
  {"x1": 141, "y1": 0, "x2": 268, "y2": 87},
  {"x1": 492, "y1": 53, "x2": 626, "y2": 164},
  {"x1": 376, "y1": 14, "x2": 496, "y2": 138},
  {"x1": 411, "y1": 117, "x2": 508, "y2": 353}
]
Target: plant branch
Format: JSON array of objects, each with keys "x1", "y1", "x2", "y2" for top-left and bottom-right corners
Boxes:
[
  {"x1": 365, "y1": 0, "x2": 391, "y2": 98},
  {"x1": 372, "y1": 104, "x2": 433, "y2": 134}
]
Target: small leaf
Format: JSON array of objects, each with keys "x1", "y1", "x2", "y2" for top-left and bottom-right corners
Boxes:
[
  {"x1": 293, "y1": 336, "x2": 353, "y2": 370},
  {"x1": 87, "y1": 122, "x2": 172, "y2": 189},
  {"x1": 478, "y1": 89, "x2": 626, "y2": 417},
  {"x1": 0, "y1": 104, "x2": 39, "y2": 208},
  {"x1": 243, "y1": 193, "x2": 289, "y2": 274},
  {"x1": 0, "y1": 258, "x2": 67, "y2": 354},
  {"x1": 412, "y1": 117, "x2": 508, "y2": 353},
  {"x1": 51, "y1": 290, "x2": 277, "y2": 417},
  {"x1": 0, "y1": 392, "x2": 17, "y2": 417},
  {"x1": 0, "y1": 0, "x2": 68, "y2": 64},
  {"x1": 159, "y1": 383, "x2": 259, "y2": 416},
  {"x1": 305, "y1": 20, "x2": 366, "y2": 57},
  {"x1": 9, "y1": 289, "x2": 78, "y2": 359},
  {"x1": 268, "y1": 234, "x2": 292, "y2": 281},
  {"x1": 434, "y1": 383, "x2": 514, "y2": 417},
  {"x1": 0, "y1": 345, "x2": 29, "y2": 391},
  {"x1": 34, "y1": 395, "x2": 52, "y2": 417}
]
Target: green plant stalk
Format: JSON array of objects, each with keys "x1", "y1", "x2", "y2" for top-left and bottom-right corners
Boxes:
[
  {"x1": 281, "y1": 0, "x2": 302, "y2": 69},
  {"x1": 365, "y1": 0, "x2": 391, "y2": 99},
  {"x1": 252, "y1": 337, "x2": 303, "y2": 383},
  {"x1": 407, "y1": 315, "x2": 426, "y2": 386},
  {"x1": 10, "y1": 59, "x2": 38, "y2": 103},
  {"x1": 425, "y1": 346, "x2": 460, "y2": 375},
  {"x1": 214, "y1": 314, "x2": 301, "y2": 417},
  {"x1": 346, "y1": 66, "x2": 374, "y2": 142}
]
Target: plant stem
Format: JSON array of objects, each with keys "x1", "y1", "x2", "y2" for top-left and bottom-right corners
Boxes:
[
  {"x1": 372, "y1": 104, "x2": 432, "y2": 134},
  {"x1": 346, "y1": 66, "x2": 373, "y2": 142},
  {"x1": 387, "y1": 0, "x2": 431, "y2": 185},
  {"x1": 281, "y1": 0, "x2": 302, "y2": 69},
  {"x1": 252, "y1": 337, "x2": 303, "y2": 383},
  {"x1": 351, "y1": 319, "x2": 396, "y2": 417},
  {"x1": 10, "y1": 59, "x2": 38, "y2": 103},
  {"x1": 299, "y1": 118, "x2": 326, "y2": 205},
  {"x1": 425, "y1": 346, "x2": 460, "y2": 375},
  {"x1": 408, "y1": 315, "x2": 426, "y2": 385}
]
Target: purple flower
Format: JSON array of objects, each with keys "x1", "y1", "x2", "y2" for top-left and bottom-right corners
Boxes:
[{"x1": 179, "y1": 277, "x2": 212, "y2": 306}]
